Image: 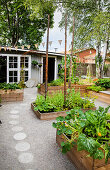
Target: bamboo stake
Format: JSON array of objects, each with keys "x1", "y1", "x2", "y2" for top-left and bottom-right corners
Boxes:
[{"x1": 45, "y1": 14, "x2": 50, "y2": 99}]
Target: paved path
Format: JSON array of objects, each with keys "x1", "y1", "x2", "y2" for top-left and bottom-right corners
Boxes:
[{"x1": 0, "y1": 88, "x2": 76, "y2": 170}]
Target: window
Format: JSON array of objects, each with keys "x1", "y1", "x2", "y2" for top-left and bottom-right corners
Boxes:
[
  {"x1": 9, "y1": 71, "x2": 18, "y2": 83},
  {"x1": 20, "y1": 57, "x2": 29, "y2": 68},
  {"x1": 9, "y1": 56, "x2": 18, "y2": 68}
]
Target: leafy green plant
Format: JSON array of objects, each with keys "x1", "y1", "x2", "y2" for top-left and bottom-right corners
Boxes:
[
  {"x1": 0, "y1": 83, "x2": 21, "y2": 90},
  {"x1": 86, "y1": 85, "x2": 106, "y2": 92},
  {"x1": 53, "y1": 106, "x2": 110, "y2": 163},
  {"x1": 33, "y1": 89, "x2": 95, "y2": 113},
  {"x1": 37, "y1": 84, "x2": 41, "y2": 89},
  {"x1": 49, "y1": 78, "x2": 63, "y2": 86},
  {"x1": 95, "y1": 78, "x2": 110, "y2": 89},
  {"x1": 32, "y1": 60, "x2": 38, "y2": 66}
]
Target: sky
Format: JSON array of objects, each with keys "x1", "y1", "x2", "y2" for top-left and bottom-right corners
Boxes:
[{"x1": 39, "y1": 10, "x2": 72, "y2": 53}]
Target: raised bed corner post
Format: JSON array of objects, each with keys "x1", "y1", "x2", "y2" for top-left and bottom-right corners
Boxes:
[
  {"x1": 45, "y1": 14, "x2": 50, "y2": 100},
  {"x1": 64, "y1": 14, "x2": 67, "y2": 106}
]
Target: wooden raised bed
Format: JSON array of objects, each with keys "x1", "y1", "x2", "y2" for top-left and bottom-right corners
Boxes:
[
  {"x1": 31, "y1": 103, "x2": 96, "y2": 120},
  {"x1": 87, "y1": 90, "x2": 110, "y2": 104},
  {"x1": 38, "y1": 84, "x2": 90, "y2": 96},
  {"x1": 0, "y1": 89, "x2": 24, "y2": 102},
  {"x1": 56, "y1": 133, "x2": 110, "y2": 170}
]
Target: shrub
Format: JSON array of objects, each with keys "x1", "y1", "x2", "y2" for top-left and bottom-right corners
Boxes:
[
  {"x1": 95, "y1": 78, "x2": 110, "y2": 89},
  {"x1": 86, "y1": 85, "x2": 105, "y2": 92},
  {"x1": 53, "y1": 106, "x2": 110, "y2": 163}
]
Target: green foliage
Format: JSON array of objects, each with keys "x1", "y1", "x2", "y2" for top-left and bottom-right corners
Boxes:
[
  {"x1": 0, "y1": 83, "x2": 21, "y2": 90},
  {"x1": 49, "y1": 78, "x2": 63, "y2": 86},
  {"x1": 106, "y1": 113, "x2": 110, "y2": 120},
  {"x1": 95, "y1": 78, "x2": 110, "y2": 89},
  {"x1": 53, "y1": 106, "x2": 110, "y2": 162},
  {"x1": 0, "y1": 0, "x2": 55, "y2": 47},
  {"x1": 37, "y1": 84, "x2": 41, "y2": 89},
  {"x1": 32, "y1": 60, "x2": 38, "y2": 66},
  {"x1": 87, "y1": 85, "x2": 106, "y2": 92},
  {"x1": 34, "y1": 89, "x2": 95, "y2": 113}
]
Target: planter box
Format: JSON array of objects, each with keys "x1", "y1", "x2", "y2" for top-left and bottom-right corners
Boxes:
[
  {"x1": 0, "y1": 89, "x2": 24, "y2": 102},
  {"x1": 56, "y1": 133, "x2": 110, "y2": 170},
  {"x1": 31, "y1": 103, "x2": 96, "y2": 120},
  {"x1": 38, "y1": 84, "x2": 90, "y2": 96},
  {"x1": 87, "y1": 90, "x2": 110, "y2": 104}
]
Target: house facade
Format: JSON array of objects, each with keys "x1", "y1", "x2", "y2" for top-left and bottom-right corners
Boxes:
[{"x1": 0, "y1": 47, "x2": 63, "y2": 85}]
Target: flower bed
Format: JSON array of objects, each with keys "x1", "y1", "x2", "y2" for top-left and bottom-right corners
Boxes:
[
  {"x1": 53, "y1": 107, "x2": 110, "y2": 170},
  {"x1": 0, "y1": 89, "x2": 24, "y2": 102},
  {"x1": 38, "y1": 84, "x2": 90, "y2": 96}
]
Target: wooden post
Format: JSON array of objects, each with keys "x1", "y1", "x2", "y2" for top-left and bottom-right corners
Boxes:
[
  {"x1": 45, "y1": 14, "x2": 50, "y2": 99},
  {"x1": 68, "y1": 16, "x2": 75, "y2": 89},
  {"x1": 64, "y1": 14, "x2": 67, "y2": 105}
]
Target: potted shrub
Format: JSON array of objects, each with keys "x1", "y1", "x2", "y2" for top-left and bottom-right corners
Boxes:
[
  {"x1": 31, "y1": 60, "x2": 38, "y2": 66},
  {"x1": 52, "y1": 106, "x2": 110, "y2": 170},
  {"x1": 38, "y1": 63, "x2": 42, "y2": 67}
]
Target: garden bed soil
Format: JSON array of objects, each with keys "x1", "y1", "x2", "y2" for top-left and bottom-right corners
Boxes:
[
  {"x1": 31, "y1": 103, "x2": 96, "y2": 120},
  {"x1": 38, "y1": 84, "x2": 91, "y2": 96},
  {"x1": 0, "y1": 89, "x2": 24, "y2": 102},
  {"x1": 56, "y1": 133, "x2": 110, "y2": 170},
  {"x1": 87, "y1": 90, "x2": 110, "y2": 104}
]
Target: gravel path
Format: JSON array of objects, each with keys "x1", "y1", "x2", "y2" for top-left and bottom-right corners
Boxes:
[{"x1": 0, "y1": 87, "x2": 76, "y2": 170}]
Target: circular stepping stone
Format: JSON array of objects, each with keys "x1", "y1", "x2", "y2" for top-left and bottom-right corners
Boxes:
[
  {"x1": 10, "y1": 110, "x2": 19, "y2": 114},
  {"x1": 9, "y1": 120, "x2": 19, "y2": 125},
  {"x1": 13, "y1": 132, "x2": 27, "y2": 140},
  {"x1": 10, "y1": 115, "x2": 19, "y2": 119},
  {"x1": 18, "y1": 153, "x2": 33, "y2": 163},
  {"x1": 12, "y1": 126, "x2": 23, "y2": 132},
  {"x1": 15, "y1": 142, "x2": 30, "y2": 151}
]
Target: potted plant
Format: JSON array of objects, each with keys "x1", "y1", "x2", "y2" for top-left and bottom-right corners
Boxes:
[
  {"x1": 31, "y1": 60, "x2": 38, "y2": 66},
  {"x1": 52, "y1": 106, "x2": 110, "y2": 170},
  {"x1": 38, "y1": 63, "x2": 42, "y2": 67}
]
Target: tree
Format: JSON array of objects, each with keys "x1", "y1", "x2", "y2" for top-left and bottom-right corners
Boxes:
[
  {"x1": 0, "y1": 0, "x2": 55, "y2": 47},
  {"x1": 58, "y1": 0, "x2": 110, "y2": 78}
]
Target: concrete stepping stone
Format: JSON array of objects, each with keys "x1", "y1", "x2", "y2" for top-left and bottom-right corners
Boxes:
[
  {"x1": 9, "y1": 120, "x2": 19, "y2": 125},
  {"x1": 10, "y1": 115, "x2": 19, "y2": 119},
  {"x1": 18, "y1": 153, "x2": 33, "y2": 163},
  {"x1": 15, "y1": 142, "x2": 30, "y2": 151},
  {"x1": 13, "y1": 132, "x2": 27, "y2": 140},
  {"x1": 12, "y1": 126, "x2": 23, "y2": 132},
  {"x1": 10, "y1": 110, "x2": 19, "y2": 114}
]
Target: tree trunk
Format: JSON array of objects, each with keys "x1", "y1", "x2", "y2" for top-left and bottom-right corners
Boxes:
[
  {"x1": 101, "y1": 37, "x2": 108, "y2": 78},
  {"x1": 68, "y1": 16, "x2": 75, "y2": 89},
  {"x1": 95, "y1": 41, "x2": 101, "y2": 78}
]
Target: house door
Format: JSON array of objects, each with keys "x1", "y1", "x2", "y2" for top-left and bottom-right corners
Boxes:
[
  {"x1": 43, "y1": 57, "x2": 55, "y2": 83},
  {"x1": 0, "y1": 56, "x2": 7, "y2": 83}
]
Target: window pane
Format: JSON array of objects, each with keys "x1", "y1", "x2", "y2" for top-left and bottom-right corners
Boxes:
[
  {"x1": 9, "y1": 63, "x2": 13, "y2": 68},
  {"x1": 9, "y1": 57, "x2": 13, "y2": 62},
  {"x1": 14, "y1": 63, "x2": 17, "y2": 68},
  {"x1": 25, "y1": 77, "x2": 28, "y2": 81},
  {"x1": 14, "y1": 77, "x2": 17, "y2": 82},
  {"x1": 9, "y1": 77, "x2": 13, "y2": 82},
  {"x1": 25, "y1": 63, "x2": 28, "y2": 68},
  {"x1": 25, "y1": 57, "x2": 28, "y2": 62},
  {"x1": 25, "y1": 71, "x2": 28, "y2": 76},
  {"x1": 9, "y1": 71, "x2": 13, "y2": 76},
  {"x1": 14, "y1": 71, "x2": 17, "y2": 76},
  {"x1": 14, "y1": 57, "x2": 17, "y2": 62}
]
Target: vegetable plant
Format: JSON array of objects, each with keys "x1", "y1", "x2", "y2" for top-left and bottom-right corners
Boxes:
[
  {"x1": 33, "y1": 89, "x2": 95, "y2": 113},
  {"x1": 53, "y1": 106, "x2": 110, "y2": 163},
  {"x1": 95, "y1": 78, "x2": 110, "y2": 89},
  {"x1": 0, "y1": 83, "x2": 21, "y2": 90}
]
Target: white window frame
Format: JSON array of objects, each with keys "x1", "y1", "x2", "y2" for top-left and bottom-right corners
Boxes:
[{"x1": 0, "y1": 54, "x2": 31, "y2": 83}]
